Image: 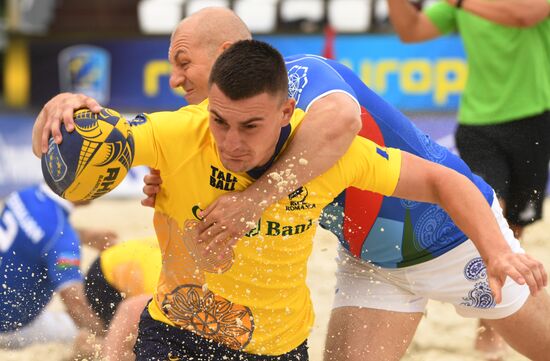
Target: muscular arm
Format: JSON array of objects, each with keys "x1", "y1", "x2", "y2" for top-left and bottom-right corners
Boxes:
[
  {"x1": 387, "y1": 0, "x2": 442, "y2": 42},
  {"x1": 198, "y1": 92, "x2": 361, "y2": 248},
  {"x1": 59, "y1": 282, "x2": 105, "y2": 335},
  {"x1": 448, "y1": 0, "x2": 550, "y2": 27},
  {"x1": 249, "y1": 92, "x2": 361, "y2": 203},
  {"x1": 393, "y1": 152, "x2": 547, "y2": 301}
]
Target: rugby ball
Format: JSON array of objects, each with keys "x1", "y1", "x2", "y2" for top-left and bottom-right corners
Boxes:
[{"x1": 41, "y1": 108, "x2": 135, "y2": 201}]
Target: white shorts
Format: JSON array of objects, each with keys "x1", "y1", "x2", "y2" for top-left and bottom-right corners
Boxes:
[
  {"x1": 333, "y1": 197, "x2": 530, "y2": 319},
  {"x1": 0, "y1": 310, "x2": 78, "y2": 349}
]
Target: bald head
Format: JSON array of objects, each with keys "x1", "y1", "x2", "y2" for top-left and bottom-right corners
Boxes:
[
  {"x1": 167, "y1": 8, "x2": 252, "y2": 104},
  {"x1": 173, "y1": 7, "x2": 251, "y2": 53}
]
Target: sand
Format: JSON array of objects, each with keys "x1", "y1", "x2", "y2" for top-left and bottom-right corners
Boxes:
[{"x1": 1, "y1": 198, "x2": 548, "y2": 361}]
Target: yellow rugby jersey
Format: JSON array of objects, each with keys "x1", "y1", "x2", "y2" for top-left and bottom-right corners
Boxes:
[
  {"x1": 100, "y1": 237, "x2": 161, "y2": 296},
  {"x1": 130, "y1": 99, "x2": 402, "y2": 355}
]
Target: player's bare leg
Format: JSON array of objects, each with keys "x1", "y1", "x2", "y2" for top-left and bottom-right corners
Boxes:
[
  {"x1": 473, "y1": 197, "x2": 511, "y2": 361},
  {"x1": 475, "y1": 319, "x2": 507, "y2": 361},
  {"x1": 324, "y1": 307, "x2": 422, "y2": 361},
  {"x1": 496, "y1": 198, "x2": 524, "y2": 239},
  {"x1": 103, "y1": 294, "x2": 151, "y2": 361},
  {"x1": 484, "y1": 291, "x2": 550, "y2": 361}
]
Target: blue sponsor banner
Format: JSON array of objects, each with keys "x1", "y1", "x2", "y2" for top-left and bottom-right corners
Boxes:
[
  {"x1": 257, "y1": 34, "x2": 466, "y2": 111},
  {"x1": 30, "y1": 35, "x2": 465, "y2": 112}
]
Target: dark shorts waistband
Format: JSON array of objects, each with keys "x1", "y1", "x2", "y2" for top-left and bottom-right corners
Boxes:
[{"x1": 134, "y1": 308, "x2": 309, "y2": 361}]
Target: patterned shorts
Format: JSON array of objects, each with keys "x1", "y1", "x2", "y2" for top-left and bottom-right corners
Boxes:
[{"x1": 333, "y1": 198, "x2": 530, "y2": 319}]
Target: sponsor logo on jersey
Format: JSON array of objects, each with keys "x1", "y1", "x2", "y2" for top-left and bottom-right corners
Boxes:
[
  {"x1": 286, "y1": 186, "x2": 316, "y2": 211},
  {"x1": 128, "y1": 114, "x2": 148, "y2": 126},
  {"x1": 209, "y1": 166, "x2": 237, "y2": 191},
  {"x1": 192, "y1": 205, "x2": 204, "y2": 220},
  {"x1": 245, "y1": 217, "x2": 314, "y2": 237},
  {"x1": 287, "y1": 65, "x2": 309, "y2": 104}
]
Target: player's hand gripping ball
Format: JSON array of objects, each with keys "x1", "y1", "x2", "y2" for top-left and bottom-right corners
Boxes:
[{"x1": 41, "y1": 108, "x2": 135, "y2": 201}]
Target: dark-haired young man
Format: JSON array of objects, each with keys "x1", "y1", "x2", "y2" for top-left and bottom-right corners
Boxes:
[{"x1": 32, "y1": 39, "x2": 547, "y2": 361}]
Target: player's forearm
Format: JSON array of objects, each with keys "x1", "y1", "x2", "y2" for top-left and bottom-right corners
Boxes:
[
  {"x1": 394, "y1": 153, "x2": 512, "y2": 264},
  {"x1": 449, "y1": 0, "x2": 550, "y2": 27},
  {"x1": 60, "y1": 283, "x2": 105, "y2": 335},
  {"x1": 32, "y1": 110, "x2": 47, "y2": 157},
  {"x1": 431, "y1": 170, "x2": 512, "y2": 263},
  {"x1": 387, "y1": 0, "x2": 433, "y2": 42},
  {"x1": 244, "y1": 93, "x2": 361, "y2": 206}
]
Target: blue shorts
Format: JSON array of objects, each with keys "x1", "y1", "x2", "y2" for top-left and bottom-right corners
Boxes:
[{"x1": 134, "y1": 308, "x2": 309, "y2": 361}]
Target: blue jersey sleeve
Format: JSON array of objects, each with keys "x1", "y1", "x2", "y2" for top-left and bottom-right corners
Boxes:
[
  {"x1": 42, "y1": 221, "x2": 82, "y2": 291},
  {"x1": 285, "y1": 54, "x2": 360, "y2": 112}
]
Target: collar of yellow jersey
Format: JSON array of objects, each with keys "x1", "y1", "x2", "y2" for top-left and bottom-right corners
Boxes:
[
  {"x1": 198, "y1": 98, "x2": 209, "y2": 109},
  {"x1": 246, "y1": 123, "x2": 292, "y2": 180}
]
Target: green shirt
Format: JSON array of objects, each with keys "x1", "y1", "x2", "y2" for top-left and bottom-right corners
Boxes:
[{"x1": 426, "y1": 2, "x2": 550, "y2": 125}]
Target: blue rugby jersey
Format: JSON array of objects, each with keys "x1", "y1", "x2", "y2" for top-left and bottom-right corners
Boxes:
[
  {"x1": 0, "y1": 184, "x2": 81, "y2": 332},
  {"x1": 285, "y1": 54, "x2": 494, "y2": 268}
]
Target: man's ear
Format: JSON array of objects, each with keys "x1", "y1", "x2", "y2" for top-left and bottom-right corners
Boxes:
[
  {"x1": 281, "y1": 98, "x2": 296, "y2": 126},
  {"x1": 219, "y1": 41, "x2": 234, "y2": 53}
]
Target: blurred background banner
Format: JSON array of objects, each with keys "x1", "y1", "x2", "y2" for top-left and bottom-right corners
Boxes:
[
  {"x1": 58, "y1": 45, "x2": 111, "y2": 105},
  {"x1": 261, "y1": 34, "x2": 466, "y2": 111},
  {"x1": 0, "y1": 114, "x2": 40, "y2": 197},
  {"x1": 29, "y1": 38, "x2": 180, "y2": 112},
  {"x1": 26, "y1": 35, "x2": 466, "y2": 113}
]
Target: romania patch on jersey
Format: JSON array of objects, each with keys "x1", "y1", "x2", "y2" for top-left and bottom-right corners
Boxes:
[{"x1": 56, "y1": 252, "x2": 80, "y2": 270}]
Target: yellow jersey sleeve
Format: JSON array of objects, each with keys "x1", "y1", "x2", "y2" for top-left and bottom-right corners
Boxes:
[
  {"x1": 130, "y1": 101, "x2": 211, "y2": 175},
  {"x1": 339, "y1": 137, "x2": 402, "y2": 196}
]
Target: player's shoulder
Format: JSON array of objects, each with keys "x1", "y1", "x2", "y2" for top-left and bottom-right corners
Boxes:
[
  {"x1": 131, "y1": 101, "x2": 207, "y2": 124},
  {"x1": 286, "y1": 54, "x2": 331, "y2": 75},
  {"x1": 285, "y1": 53, "x2": 329, "y2": 65},
  {"x1": 6, "y1": 185, "x2": 71, "y2": 243},
  {"x1": 129, "y1": 101, "x2": 210, "y2": 148}
]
